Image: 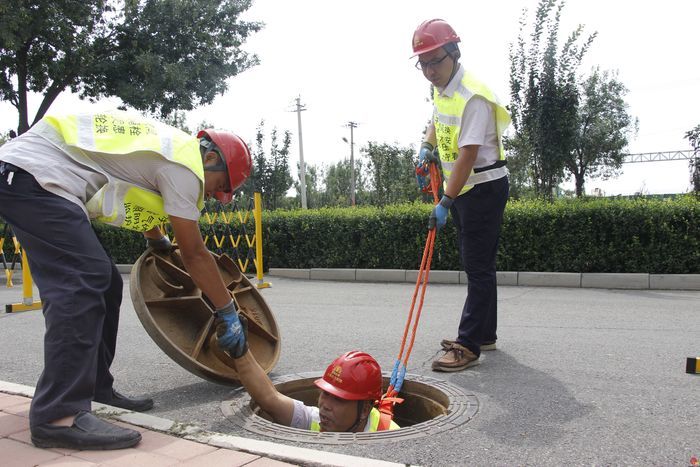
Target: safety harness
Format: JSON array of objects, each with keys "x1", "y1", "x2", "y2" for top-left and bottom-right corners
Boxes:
[{"x1": 377, "y1": 159, "x2": 442, "y2": 430}]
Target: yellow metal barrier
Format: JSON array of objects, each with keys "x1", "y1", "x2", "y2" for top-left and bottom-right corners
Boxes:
[
  {"x1": 1, "y1": 191, "x2": 270, "y2": 313},
  {"x1": 5, "y1": 249, "x2": 42, "y2": 313},
  {"x1": 254, "y1": 192, "x2": 271, "y2": 289},
  {"x1": 162, "y1": 192, "x2": 270, "y2": 288}
]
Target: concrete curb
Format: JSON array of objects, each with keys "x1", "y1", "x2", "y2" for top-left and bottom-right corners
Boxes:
[
  {"x1": 6, "y1": 265, "x2": 698, "y2": 291},
  {"x1": 0, "y1": 381, "x2": 406, "y2": 467},
  {"x1": 267, "y1": 268, "x2": 700, "y2": 291}
]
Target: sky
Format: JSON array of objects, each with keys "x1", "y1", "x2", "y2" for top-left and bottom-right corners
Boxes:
[{"x1": 2, "y1": 0, "x2": 699, "y2": 196}]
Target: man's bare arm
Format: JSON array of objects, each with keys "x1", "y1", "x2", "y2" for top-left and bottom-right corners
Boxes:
[
  {"x1": 168, "y1": 215, "x2": 231, "y2": 309},
  {"x1": 444, "y1": 145, "x2": 479, "y2": 199},
  {"x1": 233, "y1": 351, "x2": 296, "y2": 426}
]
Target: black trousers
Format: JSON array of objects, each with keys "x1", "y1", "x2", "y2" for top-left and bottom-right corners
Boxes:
[
  {"x1": 0, "y1": 166, "x2": 121, "y2": 427},
  {"x1": 450, "y1": 176, "x2": 509, "y2": 357}
]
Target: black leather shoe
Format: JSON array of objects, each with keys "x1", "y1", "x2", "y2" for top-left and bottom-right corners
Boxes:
[
  {"x1": 95, "y1": 389, "x2": 154, "y2": 412},
  {"x1": 31, "y1": 411, "x2": 141, "y2": 450}
]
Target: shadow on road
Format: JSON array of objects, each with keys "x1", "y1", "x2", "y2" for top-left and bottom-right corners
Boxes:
[{"x1": 445, "y1": 350, "x2": 595, "y2": 447}]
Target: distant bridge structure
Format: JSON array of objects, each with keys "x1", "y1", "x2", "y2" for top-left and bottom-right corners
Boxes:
[{"x1": 623, "y1": 150, "x2": 695, "y2": 164}]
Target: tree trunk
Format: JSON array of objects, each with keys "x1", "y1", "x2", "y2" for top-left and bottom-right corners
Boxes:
[
  {"x1": 575, "y1": 173, "x2": 585, "y2": 197},
  {"x1": 32, "y1": 81, "x2": 67, "y2": 127},
  {"x1": 16, "y1": 45, "x2": 30, "y2": 135}
]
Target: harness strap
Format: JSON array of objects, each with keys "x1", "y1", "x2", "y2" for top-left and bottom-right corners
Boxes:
[{"x1": 378, "y1": 161, "x2": 442, "y2": 430}]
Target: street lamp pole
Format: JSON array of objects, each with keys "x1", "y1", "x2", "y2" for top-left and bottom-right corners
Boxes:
[{"x1": 347, "y1": 121, "x2": 357, "y2": 206}]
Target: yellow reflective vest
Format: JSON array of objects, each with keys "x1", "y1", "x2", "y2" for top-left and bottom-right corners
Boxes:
[
  {"x1": 41, "y1": 110, "x2": 204, "y2": 231},
  {"x1": 433, "y1": 70, "x2": 511, "y2": 196},
  {"x1": 309, "y1": 407, "x2": 400, "y2": 432}
]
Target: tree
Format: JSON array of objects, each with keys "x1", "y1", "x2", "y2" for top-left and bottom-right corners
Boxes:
[
  {"x1": 686, "y1": 124, "x2": 700, "y2": 195},
  {"x1": 363, "y1": 141, "x2": 419, "y2": 206},
  {"x1": 323, "y1": 158, "x2": 367, "y2": 206},
  {"x1": 267, "y1": 128, "x2": 293, "y2": 209},
  {"x1": 0, "y1": 130, "x2": 12, "y2": 146},
  {"x1": 160, "y1": 110, "x2": 192, "y2": 134},
  {"x1": 0, "y1": 0, "x2": 261, "y2": 134},
  {"x1": 507, "y1": 0, "x2": 596, "y2": 199},
  {"x1": 246, "y1": 120, "x2": 293, "y2": 209},
  {"x1": 293, "y1": 162, "x2": 325, "y2": 209},
  {"x1": 566, "y1": 68, "x2": 637, "y2": 196}
]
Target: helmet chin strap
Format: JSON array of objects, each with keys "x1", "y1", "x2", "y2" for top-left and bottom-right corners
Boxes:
[
  {"x1": 446, "y1": 54, "x2": 459, "y2": 85},
  {"x1": 200, "y1": 138, "x2": 227, "y2": 172},
  {"x1": 343, "y1": 400, "x2": 369, "y2": 433}
]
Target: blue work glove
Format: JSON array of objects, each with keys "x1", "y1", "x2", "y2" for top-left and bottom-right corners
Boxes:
[
  {"x1": 428, "y1": 195, "x2": 454, "y2": 230},
  {"x1": 418, "y1": 141, "x2": 435, "y2": 165},
  {"x1": 415, "y1": 142, "x2": 435, "y2": 191},
  {"x1": 215, "y1": 301, "x2": 249, "y2": 358},
  {"x1": 146, "y1": 235, "x2": 172, "y2": 252}
]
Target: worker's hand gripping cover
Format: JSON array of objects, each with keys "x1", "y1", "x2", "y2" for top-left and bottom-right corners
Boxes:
[{"x1": 215, "y1": 300, "x2": 249, "y2": 358}]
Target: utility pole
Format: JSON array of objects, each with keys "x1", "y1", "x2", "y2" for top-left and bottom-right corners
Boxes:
[
  {"x1": 293, "y1": 96, "x2": 308, "y2": 209},
  {"x1": 347, "y1": 121, "x2": 357, "y2": 206}
]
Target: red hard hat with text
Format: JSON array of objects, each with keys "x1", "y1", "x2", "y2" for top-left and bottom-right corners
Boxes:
[
  {"x1": 314, "y1": 351, "x2": 383, "y2": 401},
  {"x1": 197, "y1": 129, "x2": 252, "y2": 204},
  {"x1": 412, "y1": 19, "x2": 460, "y2": 56}
]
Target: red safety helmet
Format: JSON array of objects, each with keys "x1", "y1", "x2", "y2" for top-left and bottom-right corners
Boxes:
[
  {"x1": 314, "y1": 351, "x2": 383, "y2": 402},
  {"x1": 411, "y1": 19, "x2": 460, "y2": 56},
  {"x1": 197, "y1": 129, "x2": 252, "y2": 204}
]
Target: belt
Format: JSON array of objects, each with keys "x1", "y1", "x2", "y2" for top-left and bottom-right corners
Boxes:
[
  {"x1": 0, "y1": 161, "x2": 27, "y2": 174},
  {"x1": 474, "y1": 160, "x2": 507, "y2": 174}
]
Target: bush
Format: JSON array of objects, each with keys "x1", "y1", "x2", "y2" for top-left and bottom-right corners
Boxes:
[{"x1": 5, "y1": 196, "x2": 698, "y2": 274}]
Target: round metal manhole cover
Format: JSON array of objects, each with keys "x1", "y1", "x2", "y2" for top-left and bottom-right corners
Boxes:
[
  {"x1": 221, "y1": 372, "x2": 478, "y2": 444},
  {"x1": 130, "y1": 247, "x2": 280, "y2": 385}
]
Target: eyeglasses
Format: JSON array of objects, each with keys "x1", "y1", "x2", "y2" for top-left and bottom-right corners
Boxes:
[{"x1": 415, "y1": 53, "x2": 450, "y2": 70}]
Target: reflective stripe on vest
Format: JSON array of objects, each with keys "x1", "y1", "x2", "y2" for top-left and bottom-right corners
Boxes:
[
  {"x1": 41, "y1": 111, "x2": 205, "y2": 231},
  {"x1": 434, "y1": 70, "x2": 511, "y2": 196},
  {"x1": 309, "y1": 407, "x2": 400, "y2": 432}
]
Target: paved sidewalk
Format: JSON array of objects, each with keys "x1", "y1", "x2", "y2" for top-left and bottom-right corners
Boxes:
[
  {"x1": 0, "y1": 383, "x2": 402, "y2": 467},
  {"x1": 0, "y1": 392, "x2": 297, "y2": 467}
]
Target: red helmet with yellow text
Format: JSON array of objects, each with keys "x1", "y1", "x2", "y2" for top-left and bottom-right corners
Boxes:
[
  {"x1": 412, "y1": 19, "x2": 460, "y2": 56},
  {"x1": 314, "y1": 351, "x2": 382, "y2": 402},
  {"x1": 197, "y1": 129, "x2": 252, "y2": 204}
]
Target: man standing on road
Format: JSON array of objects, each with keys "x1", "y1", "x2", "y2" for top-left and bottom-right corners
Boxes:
[
  {"x1": 412, "y1": 19, "x2": 511, "y2": 372},
  {"x1": 0, "y1": 109, "x2": 251, "y2": 450}
]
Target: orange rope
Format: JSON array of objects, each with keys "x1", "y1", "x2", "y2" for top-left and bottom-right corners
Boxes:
[{"x1": 381, "y1": 161, "x2": 442, "y2": 416}]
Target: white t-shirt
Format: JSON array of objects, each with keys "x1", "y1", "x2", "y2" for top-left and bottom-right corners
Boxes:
[
  {"x1": 436, "y1": 65, "x2": 500, "y2": 169},
  {"x1": 0, "y1": 122, "x2": 202, "y2": 221},
  {"x1": 291, "y1": 399, "x2": 373, "y2": 432}
]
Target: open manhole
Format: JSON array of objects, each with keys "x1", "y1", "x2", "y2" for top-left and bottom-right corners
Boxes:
[
  {"x1": 222, "y1": 372, "x2": 478, "y2": 444},
  {"x1": 130, "y1": 247, "x2": 280, "y2": 385}
]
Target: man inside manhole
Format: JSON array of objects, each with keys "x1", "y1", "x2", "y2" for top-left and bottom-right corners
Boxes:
[{"x1": 216, "y1": 318, "x2": 400, "y2": 432}]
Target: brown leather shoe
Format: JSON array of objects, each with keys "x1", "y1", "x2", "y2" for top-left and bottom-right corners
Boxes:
[
  {"x1": 432, "y1": 343, "x2": 480, "y2": 372},
  {"x1": 441, "y1": 339, "x2": 496, "y2": 351}
]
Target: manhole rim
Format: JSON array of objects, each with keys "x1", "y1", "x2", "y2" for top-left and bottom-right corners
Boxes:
[{"x1": 221, "y1": 371, "x2": 479, "y2": 445}]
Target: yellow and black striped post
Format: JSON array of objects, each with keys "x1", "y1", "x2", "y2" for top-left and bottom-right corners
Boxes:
[{"x1": 686, "y1": 357, "x2": 700, "y2": 375}]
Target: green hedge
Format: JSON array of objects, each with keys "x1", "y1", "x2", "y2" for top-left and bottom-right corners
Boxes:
[
  {"x1": 260, "y1": 196, "x2": 699, "y2": 273},
  {"x1": 3, "y1": 196, "x2": 698, "y2": 274}
]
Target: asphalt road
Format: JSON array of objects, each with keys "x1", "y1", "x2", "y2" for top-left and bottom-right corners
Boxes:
[{"x1": 1, "y1": 276, "x2": 699, "y2": 466}]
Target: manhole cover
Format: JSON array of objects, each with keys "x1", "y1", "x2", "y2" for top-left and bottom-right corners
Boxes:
[
  {"x1": 130, "y1": 247, "x2": 280, "y2": 385},
  {"x1": 222, "y1": 372, "x2": 478, "y2": 444}
]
